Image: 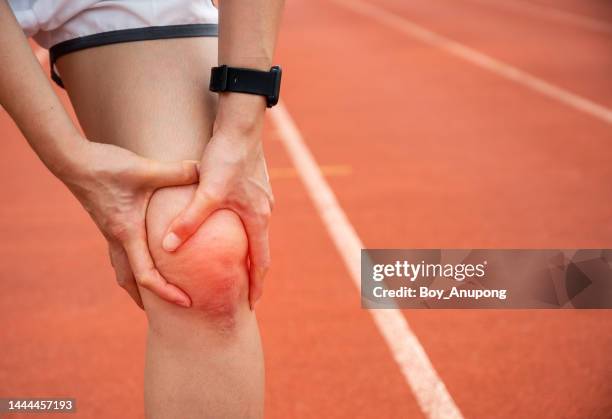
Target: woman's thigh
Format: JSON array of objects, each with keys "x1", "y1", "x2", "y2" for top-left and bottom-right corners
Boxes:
[
  {"x1": 56, "y1": 37, "x2": 218, "y2": 162},
  {"x1": 57, "y1": 38, "x2": 253, "y2": 318}
]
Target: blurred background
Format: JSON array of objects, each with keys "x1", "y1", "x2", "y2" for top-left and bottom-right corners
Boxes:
[{"x1": 1, "y1": 0, "x2": 612, "y2": 417}]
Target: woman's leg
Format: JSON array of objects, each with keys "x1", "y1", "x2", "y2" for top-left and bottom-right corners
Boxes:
[{"x1": 57, "y1": 38, "x2": 264, "y2": 419}]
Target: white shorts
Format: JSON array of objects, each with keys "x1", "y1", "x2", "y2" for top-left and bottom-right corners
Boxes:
[{"x1": 9, "y1": 0, "x2": 218, "y2": 86}]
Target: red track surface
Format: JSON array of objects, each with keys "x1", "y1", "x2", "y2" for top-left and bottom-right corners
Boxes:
[{"x1": 1, "y1": 0, "x2": 611, "y2": 418}]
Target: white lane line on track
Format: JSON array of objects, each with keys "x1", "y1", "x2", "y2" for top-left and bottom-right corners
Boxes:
[
  {"x1": 270, "y1": 102, "x2": 464, "y2": 419},
  {"x1": 468, "y1": 0, "x2": 612, "y2": 35},
  {"x1": 330, "y1": 0, "x2": 612, "y2": 126}
]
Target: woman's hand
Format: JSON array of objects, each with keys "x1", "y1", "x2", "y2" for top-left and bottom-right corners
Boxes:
[
  {"x1": 59, "y1": 139, "x2": 199, "y2": 309},
  {"x1": 161, "y1": 94, "x2": 274, "y2": 310},
  {"x1": 0, "y1": 0, "x2": 200, "y2": 309}
]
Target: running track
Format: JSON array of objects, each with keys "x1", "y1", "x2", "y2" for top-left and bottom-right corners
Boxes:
[{"x1": 1, "y1": 0, "x2": 611, "y2": 418}]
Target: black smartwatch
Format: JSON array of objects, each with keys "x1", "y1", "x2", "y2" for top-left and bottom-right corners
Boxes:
[{"x1": 209, "y1": 65, "x2": 282, "y2": 108}]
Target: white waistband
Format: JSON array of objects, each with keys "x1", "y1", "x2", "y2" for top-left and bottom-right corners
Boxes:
[{"x1": 9, "y1": 0, "x2": 218, "y2": 48}]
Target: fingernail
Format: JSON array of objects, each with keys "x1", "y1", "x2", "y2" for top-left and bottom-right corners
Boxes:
[
  {"x1": 162, "y1": 233, "x2": 181, "y2": 252},
  {"x1": 176, "y1": 299, "x2": 191, "y2": 308}
]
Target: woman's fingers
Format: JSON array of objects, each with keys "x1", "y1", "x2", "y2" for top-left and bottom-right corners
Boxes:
[
  {"x1": 123, "y1": 232, "x2": 192, "y2": 307},
  {"x1": 162, "y1": 189, "x2": 217, "y2": 252},
  {"x1": 242, "y1": 208, "x2": 272, "y2": 309},
  {"x1": 143, "y1": 159, "x2": 200, "y2": 188},
  {"x1": 108, "y1": 243, "x2": 143, "y2": 309},
  {"x1": 53, "y1": 141, "x2": 200, "y2": 309}
]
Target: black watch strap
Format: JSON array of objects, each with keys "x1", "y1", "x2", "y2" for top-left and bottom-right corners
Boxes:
[{"x1": 209, "y1": 65, "x2": 282, "y2": 107}]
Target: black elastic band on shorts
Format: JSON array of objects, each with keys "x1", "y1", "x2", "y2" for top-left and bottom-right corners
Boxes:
[{"x1": 49, "y1": 23, "x2": 218, "y2": 88}]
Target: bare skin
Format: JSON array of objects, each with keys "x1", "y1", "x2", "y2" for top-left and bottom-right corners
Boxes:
[
  {"x1": 164, "y1": 0, "x2": 285, "y2": 309},
  {"x1": 2, "y1": 0, "x2": 284, "y2": 310},
  {"x1": 0, "y1": 0, "x2": 198, "y2": 308},
  {"x1": 3, "y1": 0, "x2": 284, "y2": 416},
  {"x1": 57, "y1": 38, "x2": 264, "y2": 418}
]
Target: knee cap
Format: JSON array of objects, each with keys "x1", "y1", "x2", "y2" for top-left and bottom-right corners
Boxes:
[{"x1": 146, "y1": 186, "x2": 249, "y2": 319}]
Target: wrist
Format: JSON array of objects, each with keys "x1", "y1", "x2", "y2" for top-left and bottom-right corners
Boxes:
[
  {"x1": 48, "y1": 132, "x2": 90, "y2": 182},
  {"x1": 215, "y1": 92, "x2": 267, "y2": 137}
]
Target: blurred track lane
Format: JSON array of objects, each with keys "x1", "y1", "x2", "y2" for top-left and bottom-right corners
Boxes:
[
  {"x1": 330, "y1": 0, "x2": 612, "y2": 123},
  {"x1": 270, "y1": 102, "x2": 463, "y2": 419},
  {"x1": 466, "y1": 0, "x2": 612, "y2": 34},
  {"x1": 274, "y1": 0, "x2": 612, "y2": 417}
]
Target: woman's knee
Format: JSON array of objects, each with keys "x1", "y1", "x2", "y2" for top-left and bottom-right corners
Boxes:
[{"x1": 145, "y1": 185, "x2": 249, "y2": 325}]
